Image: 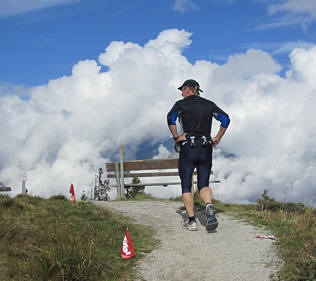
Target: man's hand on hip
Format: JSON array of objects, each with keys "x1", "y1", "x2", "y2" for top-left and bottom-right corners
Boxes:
[
  {"x1": 212, "y1": 136, "x2": 221, "y2": 147},
  {"x1": 212, "y1": 126, "x2": 227, "y2": 147},
  {"x1": 176, "y1": 133, "x2": 187, "y2": 143}
]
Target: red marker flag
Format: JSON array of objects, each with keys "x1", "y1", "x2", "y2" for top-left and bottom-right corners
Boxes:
[
  {"x1": 256, "y1": 235, "x2": 277, "y2": 240},
  {"x1": 69, "y1": 184, "x2": 76, "y2": 202},
  {"x1": 121, "y1": 228, "x2": 135, "y2": 259}
]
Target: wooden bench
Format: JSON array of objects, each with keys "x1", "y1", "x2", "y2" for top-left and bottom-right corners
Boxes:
[
  {"x1": 0, "y1": 186, "x2": 11, "y2": 192},
  {"x1": 106, "y1": 158, "x2": 219, "y2": 199}
]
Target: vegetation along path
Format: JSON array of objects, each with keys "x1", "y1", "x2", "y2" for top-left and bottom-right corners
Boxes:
[{"x1": 96, "y1": 200, "x2": 281, "y2": 281}]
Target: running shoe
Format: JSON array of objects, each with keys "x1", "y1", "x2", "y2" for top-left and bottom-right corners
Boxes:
[
  {"x1": 205, "y1": 203, "x2": 218, "y2": 231},
  {"x1": 187, "y1": 220, "x2": 198, "y2": 231}
]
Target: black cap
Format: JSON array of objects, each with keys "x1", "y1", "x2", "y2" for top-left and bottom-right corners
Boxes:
[{"x1": 177, "y1": 79, "x2": 203, "y2": 93}]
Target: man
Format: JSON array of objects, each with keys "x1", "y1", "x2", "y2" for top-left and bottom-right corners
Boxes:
[{"x1": 167, "y1": 79, "x2": 230, "y2": 231}]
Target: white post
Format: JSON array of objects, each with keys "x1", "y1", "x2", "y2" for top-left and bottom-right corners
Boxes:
[
  {"x1": 19, "y1": 172, "x2": 28, "y2": 194},
  {"x1": 120, "y1": 146, "x2": 125, "y2": 199},
  {"x1": 22, "y1": 180, "x2": 26, "y2": 194},
  {"x1": 115, "y1": 162, "x2": 121, "y2": 200}
]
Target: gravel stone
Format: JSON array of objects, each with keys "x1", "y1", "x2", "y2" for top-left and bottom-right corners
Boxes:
[{"x1": 96, "y1": 200, "x2": 281, "y2": 281}]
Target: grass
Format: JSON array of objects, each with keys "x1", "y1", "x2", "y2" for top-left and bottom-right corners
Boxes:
[
  {"x1": 121, "y1": 192, "x2": 156, "y2": 201},
  {"x1": 1, "y1": 191, "x2": 315, "y2": 281},
  {"x1": 0, "y1": 194, "x2": 158, "y2": 281},
  {"x1": 190, "y1": 190, "x2": 316, "y2": 281}
]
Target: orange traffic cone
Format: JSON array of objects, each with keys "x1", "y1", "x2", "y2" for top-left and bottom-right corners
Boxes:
[
  {"x1": 121, "y1": 228, "x2": 135, "y2": 259},
  {"x1": 69, "y1": 184, "x2": 76, "y2": 203}
]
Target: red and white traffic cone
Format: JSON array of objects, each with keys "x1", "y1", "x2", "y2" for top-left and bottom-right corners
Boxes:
[
  {"x1": 256, "y1": 234, "x2": 277, "y2": 240},
  {"x1": 69, "y1": 183, "x2": 76, "y2": 202},
  {"x1": 121, "y1": 228, "x2": 136, "y2": 259}
]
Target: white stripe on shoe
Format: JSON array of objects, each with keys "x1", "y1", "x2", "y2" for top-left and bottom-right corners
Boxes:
[{"x1": 187, "y1": 220, "x2": 198, "y2": 231}]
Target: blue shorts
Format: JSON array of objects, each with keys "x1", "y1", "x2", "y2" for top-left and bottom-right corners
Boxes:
[{"x1": 178, "y1": 142, "x2": 213, "y2": 194}]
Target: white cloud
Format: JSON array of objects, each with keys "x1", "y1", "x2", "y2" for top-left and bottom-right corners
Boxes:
[
  {"x1": 173, "y1": 0, "x2": 198, "y2": 13},
  {"x1": 1, "y1": 28, "x2": 316, "y2": 206},
  {"x1": 0, "y1": 82, "x2": 30, "y2": 99},
  {"x1": 0, "y1": 0, "x2": 79, "y2": 18},
  {"x1": 269, "y1": 0, "x2": 316, "y2": 18},
  {"x1": 272, "y1": 41, "x2": 316, "y2": 55},
  {"x1": 286, "y1": 46, "x2": 316, "y2": 88},
  {"x1": 255, "y1": 15, "x2": 310, "y2": 30},
  {"x1": 208, "y1": 0, "x2": 236, "y2": 3},
  {"x1": 213, "y1": 49, "x2": 281, "y2": 80},
  {"x1": 238, "y1": 41, "x2": 315, "y2": 57},
  {"x1": 154, "y1": 145, "x2": 177, "y2": 159},
  {"x1": 257, "y1": 0, "x2": 316, "y2": 30}
]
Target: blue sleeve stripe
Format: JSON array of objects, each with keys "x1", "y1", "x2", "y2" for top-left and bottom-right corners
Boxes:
[
  {"x1": 217, "y1": 113, "x2": 230, "y2": 128},
  {"x1": 171, "y1": 112, "x2": 179, "y2": 125}
]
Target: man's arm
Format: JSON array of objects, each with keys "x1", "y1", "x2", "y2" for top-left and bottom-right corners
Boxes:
[
  {"x1": 212, "y1": 126, "x2": 227, "y2": 147},
  {"x1": 168, "y1": 124, "x2": 178, "y2": 139},
  {"x1": 168, "y1": 124, "x2": 187, "y2": 143},
  {"x1": 212, "y1": 103, "x2": 230, "y2": 146},
  {"x1": 167, "y1": 102, "x2": 186, "y2": 142}
]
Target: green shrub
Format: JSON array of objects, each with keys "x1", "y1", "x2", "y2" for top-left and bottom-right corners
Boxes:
[{"x1": 256, "y1": 189, "x2": 306, "y2": 214}]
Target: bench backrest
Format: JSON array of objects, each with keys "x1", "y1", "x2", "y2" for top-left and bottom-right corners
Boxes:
[
  {"x1": 0, "y1": 187, "x2": 11, "y2": 192},
  {"x1": 106, "y1": 158, "x2": 198, "y2": 179},
  {"x1": 106, "y1": 158, "x2": 178, "y2": 171}
]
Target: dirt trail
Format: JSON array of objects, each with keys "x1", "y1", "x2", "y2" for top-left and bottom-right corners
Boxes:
[{"x1": 96, "y1": 200, "x2": 281, "y2": 281}]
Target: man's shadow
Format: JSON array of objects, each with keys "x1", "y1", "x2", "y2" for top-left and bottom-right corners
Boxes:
[{"x1": 175, "y1": 203, "x2": 220, "y2": 233}]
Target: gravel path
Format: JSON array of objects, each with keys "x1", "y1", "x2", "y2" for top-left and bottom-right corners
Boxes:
[{"x1": 95, "y1": 200, "x2": 281, "y2": 281}]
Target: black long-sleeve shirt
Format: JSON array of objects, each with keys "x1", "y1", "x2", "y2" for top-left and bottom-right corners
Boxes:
[{"x1": 167, "y1": 95, "x2": 230, "y2": 137}]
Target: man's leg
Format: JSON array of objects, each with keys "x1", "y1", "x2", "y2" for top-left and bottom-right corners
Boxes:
[
  {"x1": 196, "y1": 143, "x2": 213, "y2": 205},
  {"x1": 182, "y1": 192, "x2": 194, "y2": 217},
  {"x1": 199, "y1": 186, "x2": 212, "y2": 204},
  {"x1": 198, "y1": 161, "x2": 218, "y2": 231},
  {"x1": 178, "y1": 144, "x2": 198, "y2": 230},
  {"x1": 200, "y1": 187, "x2": 217, "y2": 230},
  {"x1": 196, "y1": 144, "x2": 217, "y2": 230},
  {"x1": 178, "y1": 146, "x2": 196, "y2": 218},
  {"x1": 182, "y1": 192, "x2": 197, "y2": 230}
]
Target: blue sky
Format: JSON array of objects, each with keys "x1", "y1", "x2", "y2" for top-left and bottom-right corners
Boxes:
[
  {"x1": 1, "y1": 0, "x2": 316, "y2": 87},
  {"x1": 1, "y1": 0, "x2": 316, "y2": 204}
]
